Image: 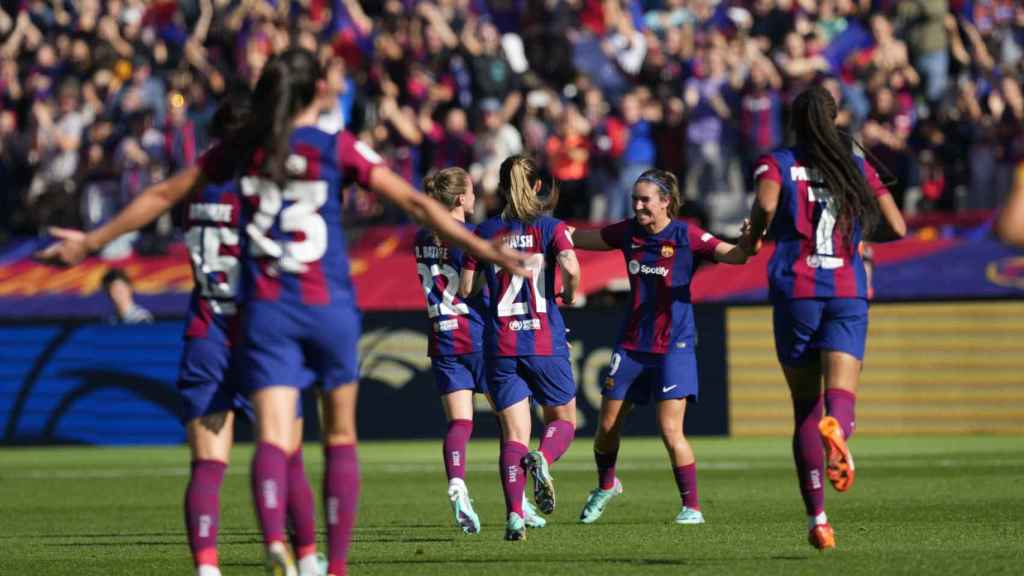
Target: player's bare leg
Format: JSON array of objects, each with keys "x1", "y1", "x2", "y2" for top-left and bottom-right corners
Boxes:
[
  {"x1": 783, "y1": 361, "x2": 834, "y2": 549},
  {"x1": 498, "y1": 398, "x2": 532, "y2": 540},
  {"x1": 820, "y1": 350, "x2": 860, "y2": 492},
  {"x1": 252, "y1": 387, "x2": 301, "y2": 575},
  {"x1": 524, "y1": 400, "x2": 576, "y2": 514},
  {"x1": 321, "y1": 383, "x2": 359, "y2": 576},
  {"x1": 441, "y1": 389, "x2": 480, "y2": 534},
  {"x1": 657, "y1": 398, "x2": 704, "y2": 524},
  {"x1": 580, "y1": 399, "x2": 630, "y2": 524},
  {"x1": 186, "y1": 411, "x2": 234, "y2": 576}
]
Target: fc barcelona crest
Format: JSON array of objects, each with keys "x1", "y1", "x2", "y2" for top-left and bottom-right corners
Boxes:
[{"x1": 661, "y1": 245, "x2": 675, "y2": 258}]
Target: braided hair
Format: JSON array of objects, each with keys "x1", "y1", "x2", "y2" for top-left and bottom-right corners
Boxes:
[{"x1": 791, "y1": 86, "x2": 879, "y2": 243}]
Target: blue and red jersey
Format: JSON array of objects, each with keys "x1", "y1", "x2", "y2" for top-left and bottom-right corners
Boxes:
[
  {"x1": 464, "y1": 215, "x2": 574, "y2": 357},
  {"x1": 754, "y1": 147, "x2": 891, "y2": 301},
  {"x1": 183, "y1": 161, "x2": 243, "y2": 343},
  {"x1": 600, "y1": 219, "x2": 721, "y2": 355},
  {"x1": 200, "y1": 127, "x2": 383, "y2": 309},
  {"x1": 413, "y1": 225, "x2": 485, "y2": 357}
]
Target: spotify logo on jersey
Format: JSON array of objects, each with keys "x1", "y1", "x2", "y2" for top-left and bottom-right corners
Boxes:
[{"x1": 628, "y1": 260, "x2": 640, "y2": 275}]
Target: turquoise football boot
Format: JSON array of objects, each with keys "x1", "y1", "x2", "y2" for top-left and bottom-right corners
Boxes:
[
  {"x1": 521, "y1": 450, "x2": 556, "y2": 514},
  {"x1": 522, "y1": 496, "x2": 547, "y2": 528},
  {"x1": 578, "y1": 478, "x2": 623, "y2": 524},
  {"x1": 447, "y1": 480, "x2": 481, "y2": 534},
  {"x1": 674, "y1": 506, "x2": 705, "y2": 525}
]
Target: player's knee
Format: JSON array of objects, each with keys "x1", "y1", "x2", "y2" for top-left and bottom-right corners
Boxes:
[{"x1": 324, "y1": 430, "x2": 357, "y2": 445}]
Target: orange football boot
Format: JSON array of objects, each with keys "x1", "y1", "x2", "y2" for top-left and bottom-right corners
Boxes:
[
  {"x1": 819, "y1": 416, "x2": 855, "y2": 492},
  {"x1": 808, "y1": 523, "x2": 836, "y2": 550}
]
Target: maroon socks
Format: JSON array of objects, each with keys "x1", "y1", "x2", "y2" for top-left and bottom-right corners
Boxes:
[
  {"x1": 673, "y1": 463, "x2": 701, "y2": 510},
  {"x1": 792, "y1": 395, "x2": 826, "y2": 516},
  {"x1": 443, "y1": 419, "x2": 473, "y2": 481},
  {"x1": 185, "y1": 459, "x2": 226, "y2": 567},
  {"x1": 251, "y1": 442, "x2": 289, "y2": 545},
  {"x1": 324, "y1": 444, "x2": 360, "y2": 576},
  {"x1": 500, "y1": 441, "x2": 529, "y2": 516},
  {"x1": 538, "y1": 419, "x2": 575, "y2": 465},
  {"x1": 826, "y1": 389, "x2": 856, "y2": 439},
  {"x1": 595, "y1": 450, "x2": 618, "y2": 490},
  {"x1": 286, "y1": 450, "x2": 317, "y2": 559}
]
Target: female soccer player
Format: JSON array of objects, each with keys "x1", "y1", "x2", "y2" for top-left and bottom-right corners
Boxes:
[
  {"x1": 36, "y1": 89, "x2": 325, "y2": 576},
  {"x1": 570, "y1": 169, "x2": 750, "y2": 527},
  {"x1": 743, "y1": 85, "x2": 906, "y2": 550},
  {"x1": 458, "y1": 154, "x2": 581, "y2": 541},
  {"x1": 41, "y1": 49, "x2": 526, "y2": 576},
  {"x1": 414, "y1": 167, "x2": 545, "y2": 534}
]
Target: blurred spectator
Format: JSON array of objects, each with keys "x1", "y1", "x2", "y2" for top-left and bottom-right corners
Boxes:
[
  {"x1": 102, "y1": 268, "x2": 154, "y2": 325},
  {"x1": 546, "y1": 102, "x2": 591, "y2": 219}
]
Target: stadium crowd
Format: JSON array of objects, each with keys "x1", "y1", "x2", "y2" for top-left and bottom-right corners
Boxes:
[{"x1": 1, "y1": 0, "x2": 1022, "y2": 247}]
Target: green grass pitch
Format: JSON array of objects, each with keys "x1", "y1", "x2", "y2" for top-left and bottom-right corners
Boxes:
[{"x1": 1, "y1": 436, "x2": 1021, "y2": 575}]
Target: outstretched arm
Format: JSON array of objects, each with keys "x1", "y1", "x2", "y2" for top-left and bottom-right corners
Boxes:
[
  {"x1": 572, "y1": 228, "x2": 616, "y2": 251},
  {"x1": 995, "y1": 163, "x2": 1024, "y2": 247},
  {"x1": 35, "y1": 167, "x2": 205, "y2": 266},
  {"x1": 743, "y1": 178, "x2": 780, "y2": 255},
  {"x1": 369, "y1": 168, "x2": 527, "y2": 276}
]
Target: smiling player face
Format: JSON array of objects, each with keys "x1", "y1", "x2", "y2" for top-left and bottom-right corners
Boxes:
[{"x1": 632, "y1": 181, "x2": 670, "y2": 229}]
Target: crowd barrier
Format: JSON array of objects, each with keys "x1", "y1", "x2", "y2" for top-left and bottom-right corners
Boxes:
[{"x1": 3, "y1": 301, "x2": 1020, "y2": 445}]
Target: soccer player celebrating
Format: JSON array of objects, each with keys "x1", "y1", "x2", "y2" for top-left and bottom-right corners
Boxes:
[
  {"x1": 40, "y1": 49, "x2": 526, "y2": 576},
  {"x1": 570, "y1": 169, "x2": 750, "y2": 527},
  {"x1": 36, "y1": 88, "x2": 325, "y2": 576},
  {"x1": 413, "y1": 167, "x2": 546, "y2": 534},
  {"x1": 459, "y1": 155, "x2": 581, "y2": 541},
  {"x1": 743, "y1": 85, "x2": 906, "y2": 550}
]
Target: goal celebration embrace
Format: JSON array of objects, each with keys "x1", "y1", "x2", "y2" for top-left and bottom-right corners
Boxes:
[
  {"x1": 32, "y1": 66, "x2": 905, "y2": 571},
  {"x1": 9, "y1": 0, "x2": 1021, "y2": 572}
]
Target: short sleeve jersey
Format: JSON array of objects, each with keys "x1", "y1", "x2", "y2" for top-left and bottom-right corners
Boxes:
[
  {"x1": 753, "y1": 147, "x2": 891, "y2": 300},
  {"x1": 600, "y1": 219, "x2": 721, "y2": 354},
  {"x1": 201, "y1": 128, "x2": 383, "y2": 308},
  {"x1": 464, "y1": 215, "x2": 574, "y2": 357},
  {"x1": 185, "y1": 145, "x2": 243, "y2": 343},
  {"x1": 413, "y1": 224, "x2": 485, "y2": 357}
]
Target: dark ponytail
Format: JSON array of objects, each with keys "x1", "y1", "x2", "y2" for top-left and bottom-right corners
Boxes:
[
  {"x1": 231, "y1": 48, "x2": 321, "y2": 187},
  {"x1": 208, "y1": 84, "x2": 252, "y2": 142},
  {"x1": 791, "y1": 86, "x2": 879, "y2": 243}
]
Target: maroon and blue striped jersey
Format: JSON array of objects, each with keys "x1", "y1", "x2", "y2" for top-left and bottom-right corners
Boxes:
[
  {"x1": 600, "y1": 219, "x2": 721, "y2": 355},
  {"x1": 464, "y1": 215, "x2": 574, "y2": 357},
  {"x1": 754, "y1": 147, "x2": 891, "y2": 301},
  {"x1": 200, "y1": 128, "x2": 383, "y2": 308},
  {"x1": 414, "y1": 225, "x2": 485, "y2": 357},
  {"x1": 183, "y1": 175, "x2": 243, "y2": 343}
]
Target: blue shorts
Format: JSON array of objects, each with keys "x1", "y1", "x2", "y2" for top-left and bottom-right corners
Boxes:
[
  {"x1": 773, "y1": 298, "x2": 868, "y2": 366},
  {"x1": 432, "y1": 352, "x2": 488, "y2": 396},
  {"x1": 177, "y1": 335, "x2": 252, "y2": 423},
  {"x1": 602, "y1": 347, "x2": 699, "y2": 405},
  {"x1": 488, "y1": 355, "x2": 576, "y2": 411},
  {"x1": 241, "y1": 301, "x2": 361, "y2": 393},
  {"x1": 177, "y1": 333, "x2": 308, "y2": 424}
]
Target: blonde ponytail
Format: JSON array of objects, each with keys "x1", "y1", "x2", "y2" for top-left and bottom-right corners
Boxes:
[{"x1": 498, "y1": 155, "x2": 558, "y2": 222}]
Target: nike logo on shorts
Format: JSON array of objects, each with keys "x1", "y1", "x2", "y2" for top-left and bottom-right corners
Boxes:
[{"x1": 662, "y1": 384, "x2": 677, "y2": 393}]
